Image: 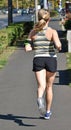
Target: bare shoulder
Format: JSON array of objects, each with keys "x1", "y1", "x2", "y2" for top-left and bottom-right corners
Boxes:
[
  {"x1": 53, "y1": 30, "x2": 59, "y2": 39},
  {"x1": 47, "y1": 27, "x2": 57, "y2": 35},
  {"x1": 48, "y1": 27, "x2": 57, "y2": 34},
  {"x1": 46, "y1": 27, "x2": 58, "y2": 40}
]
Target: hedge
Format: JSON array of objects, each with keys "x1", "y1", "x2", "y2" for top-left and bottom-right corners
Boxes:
[{"x1": 0, "y1": 21, "x2": 34, "y2": 53}]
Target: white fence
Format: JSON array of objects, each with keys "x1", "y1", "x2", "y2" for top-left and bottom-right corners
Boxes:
[{"x1": 67, "y1": 31, "x2": 71, "y2": 52}]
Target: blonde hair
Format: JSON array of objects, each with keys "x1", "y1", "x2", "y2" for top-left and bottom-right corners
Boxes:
[{"x1": 33, "y1": 9, "x2": 50, "y2": 32}]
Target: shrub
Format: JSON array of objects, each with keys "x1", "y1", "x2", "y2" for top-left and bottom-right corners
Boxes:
[
  {"x1": 0, "y1": 29, "x2": 8, "y2": 53},
  {"x1": 50, "y1": 10, "x2": 58, "y2": 17},
  {"x1": 0, "y1": 21, "x2": 34, "y2": 53},
  {"x1": 64, "y1": 20, "x2": 71, "y2": 30},
  {"x1": 8, "y1": 21, "x2": 34, "y2": 46}
]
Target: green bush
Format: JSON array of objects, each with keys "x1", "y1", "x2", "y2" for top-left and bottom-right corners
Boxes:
[
  {"x1": 50, "y1": 10, "x2": 58, "y2": 17},
  {"x1": 0, "y1": 21, "x2": 34, "y2": 53},
  {"x1": 23, "y1": 22, "x2": 34, "y2": 34},
  {"x1": 64, "y1": 20, "x2": 71, "y2": 30},
  {"x1": 8, "y1": 22, "x2": 34, "y2": 46},
  {"x1": 0, "y1": 29, "x2": 8, "y2": 53}
]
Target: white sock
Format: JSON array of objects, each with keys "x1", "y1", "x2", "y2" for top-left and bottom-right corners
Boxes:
[{"x1": 47, "y1": 111, "x2": 50, "y2": 113}]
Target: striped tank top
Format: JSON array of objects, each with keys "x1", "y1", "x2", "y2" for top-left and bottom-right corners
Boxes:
[{"x1": 33, "y1": 28, "x2": 57, "y2": 57}]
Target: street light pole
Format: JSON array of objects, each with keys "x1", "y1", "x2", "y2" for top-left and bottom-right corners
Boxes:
[
  {"x1": 8, "y1": 0, "x2": 13, "y2": 26},
  {"x1": 17, "y1": 0, "x2": 19, "y2": 9},
  {"x1": 40, "y1": 0, "x2": 48, "y2": 9},
  {"x1": 44, "y1": 0, "x2": 48, "y2": 9},
  {"x1": 34, "y1": 0, "x2": 49, "y2": 22},
  {"x1": 34, "y1": 0, "x2": 38, "y2": 22}
]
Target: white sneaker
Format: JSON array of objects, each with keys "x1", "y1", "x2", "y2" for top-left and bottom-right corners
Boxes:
[{"x1": 37, "y1": 97, "x2": 46, "y2": 115}]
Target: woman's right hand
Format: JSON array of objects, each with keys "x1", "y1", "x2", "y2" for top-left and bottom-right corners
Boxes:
[{"x1": 25, "y1": 44, "x2": 32, "y2": 52}]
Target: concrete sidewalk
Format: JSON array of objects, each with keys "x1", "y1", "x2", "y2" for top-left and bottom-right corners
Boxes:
[{"x1": 0, "y1": 48, "x2": 71, "y2": 130}]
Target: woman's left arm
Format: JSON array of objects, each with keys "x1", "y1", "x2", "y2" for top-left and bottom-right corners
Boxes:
[{"x1": 52, "y1": 30, "x2": 62, "y2": 51}]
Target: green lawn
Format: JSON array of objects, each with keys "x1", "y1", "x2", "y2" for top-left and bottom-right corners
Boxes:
[{"x1": 0, "y1": 47, "x2": 16, "y2": 69}]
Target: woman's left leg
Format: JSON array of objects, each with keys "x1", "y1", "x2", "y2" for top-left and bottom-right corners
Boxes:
[{"x1": 46, "y1": 71, "x2": 56, "y2": 112}]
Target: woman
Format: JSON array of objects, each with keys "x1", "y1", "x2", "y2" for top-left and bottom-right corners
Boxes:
[{"x1": 24, "y1": 9, "x2": 62, "y2": 119}]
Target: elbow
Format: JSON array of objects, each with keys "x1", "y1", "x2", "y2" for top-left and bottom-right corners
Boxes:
[
  {"x1": 57, "y1": 45, "x2": 62, "y2": 51},
  {"x1": 55, "y1": 44, "x2": 62, "y2": 51}
]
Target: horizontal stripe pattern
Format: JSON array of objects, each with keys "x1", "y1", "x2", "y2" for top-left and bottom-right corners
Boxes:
[{"x1": 33, "y1": 30, "x2": 56, "y2": 57}]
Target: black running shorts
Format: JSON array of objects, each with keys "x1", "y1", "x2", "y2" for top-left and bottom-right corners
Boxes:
[{"x1": 33, "y1": 57, "x2": 57, "y2": 72}]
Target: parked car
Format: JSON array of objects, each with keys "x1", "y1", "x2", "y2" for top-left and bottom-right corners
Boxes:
[
  {"x1": 17, "y1": 9, "x2": 22, "y2": 14},
  {"x1": 13, "y1": 8, "x2": 17, "y2": 14},
  {"x1": 21, "y1": 9, "x2": 28, "y2": 15},
  {"x1": 29, "y1": 8, "x2": 34, "y2": 14},
  {"x1": 13, "y1": 8, "x2": 22, "y2": 14},
  {"x1": 2, "y1": 9, "x2": 8, "y2": 14}
]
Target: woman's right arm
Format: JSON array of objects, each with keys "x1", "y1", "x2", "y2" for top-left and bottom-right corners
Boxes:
[
  {"x1": 24, "y1": 30, "x2": 34, "y2": 52},
  {"x1": 52, "y1": 30, "x2": 62, "y2": 51}
]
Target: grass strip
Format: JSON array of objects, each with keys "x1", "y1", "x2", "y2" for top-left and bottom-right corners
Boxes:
[{"x1": 0, "y1": 47, "x2": 16, "y2": 69}]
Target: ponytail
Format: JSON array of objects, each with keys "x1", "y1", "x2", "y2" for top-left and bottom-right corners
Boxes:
[
  {"x1": 33, "y1": 9, "x2": 50, "y2": 32},
  {"x1": 33, "y1": 19, "x2": 46, "y2": 32}
]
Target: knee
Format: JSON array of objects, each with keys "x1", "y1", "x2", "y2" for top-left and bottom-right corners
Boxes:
[
  {"x1": 46, "y1": 76, "x2": 55, "y2": 87},
  {"x1": 38, "y1": 83, "x2": 46, "y2": 91},
  {"x1": 46, "y1": 81, "x2": 53, "y2": 89}
]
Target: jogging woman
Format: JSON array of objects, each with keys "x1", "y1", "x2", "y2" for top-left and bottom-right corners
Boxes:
[{"x1": 25, "y1": 9, "x2": 62, "y2": 119}]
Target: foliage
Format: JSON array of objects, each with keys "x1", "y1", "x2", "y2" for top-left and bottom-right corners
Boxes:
[
  {"x1": 0, "y1": 0, "x2": 35, "y2": 8},
  {"x1": 0, "y1": 29, "x2": 8, "y2": 53},
  {"x1": 0, "y1": 0, "x2": 67, "y2": 9},
  {"x1": 50, "y1": 10, "x2": 58, "y2": 17},
  {"x1": 0, "y1": 21, "x2": 34, "y2": 68},
  {"x1": 0, "y1": 21, "x2": 34, "y2": 52},
  {"x1": 8, "y1": 21, "x2": 34, "y2": 46},
  {"x1": 64, "y1": 20, "x2": 71, "y2": 30},
  {"x1": 8, "y1": 23, "x2": 24, "y2": 46},
  {"x1": 0, "y1": 47, "x2": 15, "y2": 69}
]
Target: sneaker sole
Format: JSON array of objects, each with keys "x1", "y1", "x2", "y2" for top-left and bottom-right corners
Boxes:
[
  {"x1": 39, "y1": 107, "x2": 46, "y2": 116},
  {"x1": 44, "y1": 116, "x2": 50, "y2": 120}
]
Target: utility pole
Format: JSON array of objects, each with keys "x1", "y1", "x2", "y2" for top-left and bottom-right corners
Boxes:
[
  {"x1": 34, "y1": 0, "x2": 38, "y2": 22},
  {"x1": 40, "y1": 0, "x2": 48, "y2": 9},
  {"x1": 8, "y1": 0, "x2": 13, "y2": 26},
  {"x1": 17, "y1": 0, "x2": 19, "y2": 9},
  {"x1": 34, "y1": 0, "x2": 49, "y2": 22},
  {"x1": 44, "y1": 0, "x2": 48, "y2": 9}
]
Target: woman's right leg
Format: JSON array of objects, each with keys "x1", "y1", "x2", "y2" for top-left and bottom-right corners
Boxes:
[{"x1": 35, "y1": 69, "x2": 46, "y2": 114}]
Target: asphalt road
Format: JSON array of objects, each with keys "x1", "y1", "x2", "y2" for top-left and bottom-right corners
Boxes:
[
  {"x1": 0, "y1": 13, "x2": 61, "y2": 29},
  {"x1": 0, "y1": 14, "x2": 34, "y2": 29},
  {"x1": 0, "y1": 49, "x2": 71, "y2": 130}
]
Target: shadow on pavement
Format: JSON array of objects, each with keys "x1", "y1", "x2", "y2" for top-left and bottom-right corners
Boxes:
[
  {"x1": 0, "y1": 114, "x2": 38, "y2": 126},
  {"x1": 55, "y1": 69, "x2": 71, "y2": 85}
]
